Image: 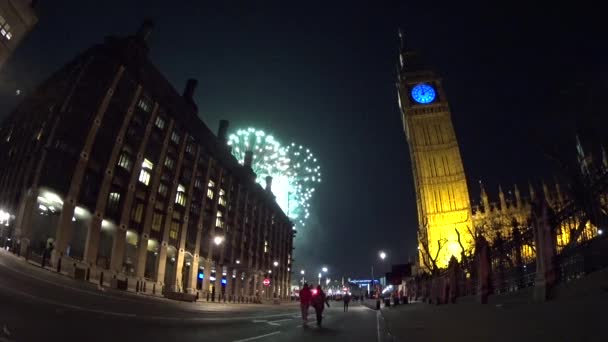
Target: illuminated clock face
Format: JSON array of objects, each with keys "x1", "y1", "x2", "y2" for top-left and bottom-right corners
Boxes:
[{"x1": 411, "y1": 84, "x2": 436, "y2": 104}]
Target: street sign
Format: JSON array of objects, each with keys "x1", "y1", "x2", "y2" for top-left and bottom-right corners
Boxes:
[{"x1": 263, "y1": 278, "x2": 271, "y2": 286}]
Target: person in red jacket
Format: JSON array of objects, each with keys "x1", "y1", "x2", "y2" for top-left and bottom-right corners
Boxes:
[{"x1": 300, "y1": 283, "x2": 312, "y2": 324}]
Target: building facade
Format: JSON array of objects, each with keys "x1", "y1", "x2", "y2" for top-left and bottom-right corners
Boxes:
[
  {"x1": 397, "y1": 37, "x2": 473, "y2": 269},
  {"x1": 0, "y1": 0, "x2": 37, "y2": 70},
  {"x1": 0, "y1": 22, "x2": 294, "y2": 301}
]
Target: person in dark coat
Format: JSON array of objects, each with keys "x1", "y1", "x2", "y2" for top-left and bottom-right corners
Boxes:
[
  {"x1": 343, "y1": 292, "x2": 351, "y2": 312},
  {"x1": 312, "y1": 285, "x2": 329, "y2": 327},
  {"x1": 300, "y1": 283, "x2": 312, "y2": 324}
]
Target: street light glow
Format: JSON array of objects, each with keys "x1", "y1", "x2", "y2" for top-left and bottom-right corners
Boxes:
[
  {"x1": 300, "y1": 270, "x2": 305, "y2": 275},
  {"x1": 214, "y1": 236, "x2": 224, "y2": 245},
  {"x1": 273, "y1": 261, "x2": 279, "y2": 267},
  {"x1": 379, "y1": 251, "x2": 386, "y2": 260},
  {"x1": 322, "y1": 267, "x2": 328, "y2": 273}
]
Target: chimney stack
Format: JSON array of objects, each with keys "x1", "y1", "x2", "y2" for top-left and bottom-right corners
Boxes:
[
  {"x1": 183, "y1": 78, "x2": 197, "y2": 101},
  {"x1": 244, "y1": 151, "x2": 253, "y2": 169},
  {"x1": 265, "y1": 176, "x2": 273, "y2": 192},
  {"x1": 136, "y1": 19, "x2": 155, "y2": 42},
  {"x1": 217, "y1": 120, "x2": 229, "y2": 145}
]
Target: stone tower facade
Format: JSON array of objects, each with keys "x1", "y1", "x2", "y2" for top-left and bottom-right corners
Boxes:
[{"x1": 397, "y1": 38, "x2": 473, "y2": 269}]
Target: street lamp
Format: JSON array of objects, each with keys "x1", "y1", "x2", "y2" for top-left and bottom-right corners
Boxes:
[
  {"x1": 214, "y1": 236, "x2": 224, "y2": 245},
  {"x1": 322, "y1": 266, "x2": 328, "y2": 273},
  {"x1": 372, "y1": 250, "x2": 387, "y2": 310},
  {"x1": 318, "y1": 272, "x2": 322, "y2": 285},
  {"x1": 273, "y1": 261, "x2": 279, "y2": 267},
  {"x1": 300, "y1": 270, "x2": 305, "y2": 275}
]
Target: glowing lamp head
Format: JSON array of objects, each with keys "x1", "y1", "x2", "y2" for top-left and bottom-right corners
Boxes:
[
  {"x1": 214, "y1": 236, "x2": 224, "y2": 245},
  {"x1": 322, "y1": 267, "x2": 328, "y2": 273},
  {"x1": 300, "y1": 270, "x2": 305, "y2": 275},
  {"x1": 273, "y1": 261, "x2": 279, "y2": 267},
  {"x1": 379, "y1": 251, "x2": 387, "y2": 260}
]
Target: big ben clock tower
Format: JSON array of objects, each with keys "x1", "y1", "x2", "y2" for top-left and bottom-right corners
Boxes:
[{"x1": 397, "y1": 34, "x2": 473, "y2": 270}]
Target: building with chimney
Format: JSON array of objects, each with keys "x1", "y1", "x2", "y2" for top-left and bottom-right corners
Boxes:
[
  {"x1": 0, "y1": 0, "x2": 38, "y2": 70},
  {"x1": 0, "y1": 22, "x2": 294, "y2": 301}
]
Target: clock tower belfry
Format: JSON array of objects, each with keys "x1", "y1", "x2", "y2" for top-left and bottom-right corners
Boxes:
[{"x1": 397, "y1": 34, "x2": 473, "y2": 270}]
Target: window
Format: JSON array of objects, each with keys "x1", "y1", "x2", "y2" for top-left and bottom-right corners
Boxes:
[
  {"x1": 216, "y1": 211, "x2": 224, "y2": 229},
  {"x1": 139, "y1": 158, "x2": 153, "y2": 185},
  {"x1": 194, "y1": 178, "x2": 202, "y2": 189},
  {"x1": 158, "y1": 183, "x2": 168, "y2": 197},
  {"x1": 264, "y1": 240, "x2": 268, "y2": 253},
  {"x1": 0, "y1": 16, "x2": 12, "y2": 40},
  {"x1": 137, "y1": 96, "x2": 152, "y2": 112},
  {"x1": 190, "y1": 202, "x2": 200, "y2": 214},
  {"x1": 186, "y1": 143, "x2": 195, "y2": 154},
  {"x1": 171, "y1": 131, "x2": 180, "y2": 144},
  {"x1": 131, "y1": 203, "x2": 144, "y2": 223},
  {"x1": 164, "y1": 157, "x2": 175, "y2": 170},
  {"x1": 139, "y1": 169, "x2": 151, "y2": 185},
  {"x1": 118, "y1": 153, "x2": 132, "y2": 171},
  {"x1": 108, "y1": 192, "x2": 120, "y2": 212},
  {"x1": 175, "y1": 184, "x2": 186, "y2": 206},
  {"x1": 219, "y1": 189, "x2": 226, "y2": 206},
  {"x1": 207, "y1": 180, "x2": 215, "y2": 200},
  {"x1": 151, "y1": 212, "x2": 163, "y2": 232},
  {"x1": 155, "y1": 116, "x2": 165, "y2": 129},
  {"x1": 169, "y1": 221, "x2": 179, "y2": 240}
]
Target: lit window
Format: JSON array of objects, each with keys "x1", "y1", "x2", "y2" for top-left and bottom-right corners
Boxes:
[
  {"x1": 175, "y1": 184, "x2": 186, "y2": 206},
  {"x1": 186, "y1": 143, "x2": 195, "y2": 154},
  {"x1": 207, "y1": 180, "x2": 215, "y2": 200},
  {"x1": 264, "y1": 241, "x2": 268, "y2": 253},
  {"x1": 219, "y1": 189, "x2": 226, "y2": 206},
  {"x1": 108, "y1": 192, "x2": 120, "y2": 212},
  {"x1": 0, "y1": 16, "x2": 11, "y2": 41},
  {"x1": 155, "y1": 116, "x2": 165, "y2": 129},
  {"x1": 151, "y1": 212, "x2": 163, "y2": 232},
  {"x1": 169, "y1": 221, "x2": 179, "y2": 239},
  {"x1": 142, "y1": 158, "x2": 153, "y2": 170},
  {"x1": 118, "y1": 153, "x2": 132, "y2": 171},
  {"x1": 164, "y1": 157, "x2": 174, "y2": 170},
  {"x1": 131, "y1": 203, "x2": 144, "y2": 223},
  {"x1": 216, "y1": 211, "x2": 224, "y2": 229},
  {"x1": 137, "y1": 96, "x2": 152, "y2": 112},
  {"x1": 139, "y1": 170, "x2": 151, "y2": 185},
  {"x1": 158, "y1": 183, "x2": 168, "y2": 197},
  {"x1": 171, "y1": 131, "x2": 180, "y2": 144}
]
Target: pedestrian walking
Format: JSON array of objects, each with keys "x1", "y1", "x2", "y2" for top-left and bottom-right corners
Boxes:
[
  {"x1": 300, "y1": 283, "x2": 312, "y2": 325},
  {"x1": 343, "y1": 292, "x2": 351, "y2": 312},
  {"x1": 312, "y1": 285, "x2": 329, "y2": 327}
]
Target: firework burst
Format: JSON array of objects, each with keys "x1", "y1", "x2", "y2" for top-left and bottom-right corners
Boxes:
[{"x1": 227, "y1": 127, "x2": 321, "y2": 229}]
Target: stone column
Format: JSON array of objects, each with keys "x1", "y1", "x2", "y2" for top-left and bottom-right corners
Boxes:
[
  {"x1": 201, "y1": 258, "x2": 211, "y2": 300},
  {"x1": 186, "y1": 253, "x2": 199, "y2": 294},
  {"x1": 110, "y1": 104, "x2": 160, "y2": 274},
  {"x1": 84, "y1": 85, "x2": 142, "y2": 267},
  {"x1": 15, "y1": 188, "x2": 38, "y2": 257},
  {"x1": 186, "y1": 158, "x2": 213, "y2": 293},
  {"x1": 533, "y1": 196, "x2": 557, "y2": 302},
  {"x1": 53, "y1": 67, "x2": 125, "y2": 266},
  {"x1": 174, "y1": 147, "x2": 201, "y2": 291}
]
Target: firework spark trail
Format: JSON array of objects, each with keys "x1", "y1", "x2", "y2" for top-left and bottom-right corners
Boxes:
[{"x1": 227, "y1": 127, "x2": 321, "y2": 230}]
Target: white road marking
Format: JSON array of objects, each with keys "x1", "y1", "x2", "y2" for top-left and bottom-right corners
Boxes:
[
  {"x1": 233, "y1": 330, "x2": 280, "y2": 342},
  {"x1": 376, "y1": 310, "x2": 381, "y2": 342},
  {"x1": 270, "y1": 318, "x2": 292, "y2": 323}
]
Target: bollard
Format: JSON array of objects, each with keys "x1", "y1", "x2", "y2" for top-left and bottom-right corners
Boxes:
[
  {"x1": 206, "y1": 292, "x2": 210, "y2": 302},
  {"x1": 143, "y1": 281, "x2": 147, "y2": 293},
  {"x1": 136, "y1": 280, "x2": 140, "y2": 292},
  {"x1": 100, "y1": 272, "x2": 104, "y2": 287},
  {"x1": 57, "y1": 257, "x2": 62, "y2": 273},
  {"x1": 152, "y1": 283, "x2": 156, "y2": 295},
  {"x1": 86, "y1": 267, "x2": 90, "y2": 281}
]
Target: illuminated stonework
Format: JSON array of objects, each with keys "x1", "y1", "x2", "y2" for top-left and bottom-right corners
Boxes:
[{"x1": 397, "y1": 47, "x2": 473, "y2": 269}]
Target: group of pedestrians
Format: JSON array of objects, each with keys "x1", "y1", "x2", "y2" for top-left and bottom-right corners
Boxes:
[{"x1": 299, "y1": 283, "x2": 330, "y2": 327}]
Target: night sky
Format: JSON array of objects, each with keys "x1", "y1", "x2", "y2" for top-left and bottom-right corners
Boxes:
[{"x1": 0, "y1": 1, "x2": 606, "y2": 280}]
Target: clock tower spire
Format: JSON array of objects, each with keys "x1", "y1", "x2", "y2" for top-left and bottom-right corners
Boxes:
[{"x1": 397, "y1": 37, "x2": 473, "y2": 270}]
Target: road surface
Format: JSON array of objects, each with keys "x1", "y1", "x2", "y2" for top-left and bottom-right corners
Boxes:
[{"x1": 0, "y1": 250, "x2": 384, "y2": 341}]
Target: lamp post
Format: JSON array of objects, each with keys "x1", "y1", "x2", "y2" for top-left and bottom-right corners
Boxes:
[
  {"x1": 300, "y1": 269, "x2": 305, "y2": 285},
  {"x1": 372, "y1": 250, "x2": 387, "y2": 310}
]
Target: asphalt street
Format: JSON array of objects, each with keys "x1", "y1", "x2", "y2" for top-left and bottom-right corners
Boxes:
[{"x1": 0, "y1": 250, "x2": 384, "y2": 342}]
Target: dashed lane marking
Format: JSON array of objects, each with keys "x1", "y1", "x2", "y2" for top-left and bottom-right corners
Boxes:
[{"x1": 233, "y1": 331, "x2": 280, "y2": 342}]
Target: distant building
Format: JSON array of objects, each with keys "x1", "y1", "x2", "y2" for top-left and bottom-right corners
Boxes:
[
  {"x1": 0, "y1": 22, "x2": 293, "y2": 301},
  {"x1": 0, "y1": 0, "x2": 38, "y2": 70}
]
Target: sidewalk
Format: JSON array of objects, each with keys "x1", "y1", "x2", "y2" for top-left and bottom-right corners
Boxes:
[
  {"x1": 0, "y1": 248, "x2": 296, "y2": 311},
  {"x1": 381, "y1": 294, "x2": 605, "y2": 341}
]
